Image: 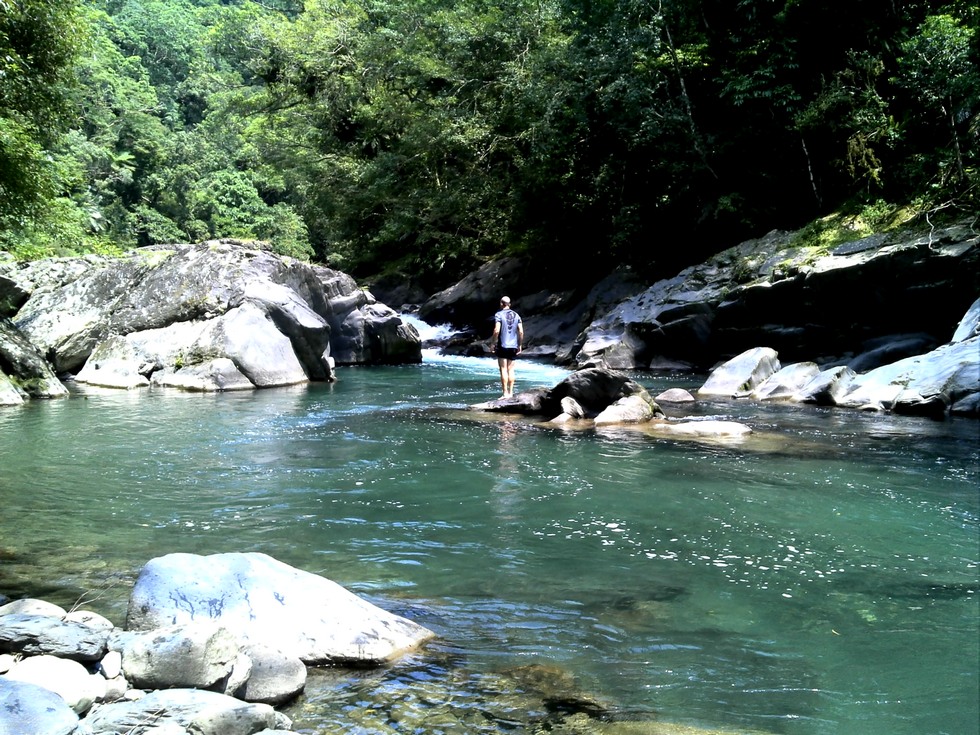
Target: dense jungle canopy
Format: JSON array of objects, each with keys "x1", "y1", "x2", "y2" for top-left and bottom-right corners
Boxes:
[{"x1": 1, "y1": 0, "x2": 977, "y2": 290}]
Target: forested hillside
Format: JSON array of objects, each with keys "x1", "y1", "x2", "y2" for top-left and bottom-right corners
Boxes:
[{"x1": 2, "y1": 0, "x2": 977, "y2": 291}]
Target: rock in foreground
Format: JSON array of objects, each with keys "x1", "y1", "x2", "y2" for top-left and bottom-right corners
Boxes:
[{"x1": 126, "y1": 552, "x2": 435, "y2": 665}]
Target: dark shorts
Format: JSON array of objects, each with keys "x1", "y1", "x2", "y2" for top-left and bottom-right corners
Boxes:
[{"x1": 496, "y1": 346, "x2": 519, "y2": 360}]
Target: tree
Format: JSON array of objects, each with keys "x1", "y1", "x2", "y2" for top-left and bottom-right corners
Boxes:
[
  {"x1": 241, "y1": 0, "x2": 564, "y2": 282},
  {"x1": 896, "y1": 13, "x2": 978, "y2": 188},
  {"x1": 0, "y1": 0, "x2": 85, "y2": 231}
]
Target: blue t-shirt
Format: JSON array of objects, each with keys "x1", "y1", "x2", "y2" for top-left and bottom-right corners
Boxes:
[{"x1": 495, "y1": 308, "x2": 522, "y2": 349}]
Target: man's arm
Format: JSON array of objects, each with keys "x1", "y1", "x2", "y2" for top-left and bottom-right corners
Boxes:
[
  {"x1": 518, "y1": 322, "x2": 524, "y2": 352},
  {"x1": 491, "y1": 321, "x2": 500, "y2": 352}
]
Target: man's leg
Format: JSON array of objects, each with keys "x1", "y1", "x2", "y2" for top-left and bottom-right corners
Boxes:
[
  {"x1": 505, "y1": 360, "x2": 516, "y2": 396},
  {"x1": 497, "y1": 357, "x2": 509, "y2": 397}
]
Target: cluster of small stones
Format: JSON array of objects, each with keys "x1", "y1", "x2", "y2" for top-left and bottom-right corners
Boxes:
[{"x1": 0, "y1": 596, "x2": 292, "y2": 735}]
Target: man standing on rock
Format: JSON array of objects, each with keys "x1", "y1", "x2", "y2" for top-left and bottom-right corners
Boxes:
[{"x1": 490, "y1": 296, "x2": 523, "y2": 398}]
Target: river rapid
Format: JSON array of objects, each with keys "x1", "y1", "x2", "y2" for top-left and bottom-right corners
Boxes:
[{"x1": 0, "y1": 332, "x2": 977, "y2": 735}]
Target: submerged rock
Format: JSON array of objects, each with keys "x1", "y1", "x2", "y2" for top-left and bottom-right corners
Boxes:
[{"x1": 644, "y1": 420, "x2": 753, "y2": 438}]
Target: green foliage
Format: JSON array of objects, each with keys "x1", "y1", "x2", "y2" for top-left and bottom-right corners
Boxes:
[
  {"x1": 789, "y1": 200, "x2": 919, "y2": 252},
  {"x1": 240, "y1": 0, "x2": 562, "y2": 280},
  {"x1": 895, "y1": 14, "x2": 979, "y2": 189},
  {"x1": 0, "y1": 0, "x2": 85, "y2": 227},
  {"x1": 1, "y1": 0, "x2": 977, "y2": 282}
]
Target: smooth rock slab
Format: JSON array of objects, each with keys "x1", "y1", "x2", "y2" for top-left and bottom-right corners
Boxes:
[
  {"x1": 698, "y1": 347, "x2": 780, "y2": 397},
  {"x1": 83, "y1": 688, "x2": 282, "y2": 735},
  {"x1": 125, "y1": 552, "x2": 435, "y2": 665},
  {"x1": 838, "y1": 337, "x2": 980, "y2": 413},
  {"x1": 751, "y1": 361, "x2": 821, "y2": 400},
  {"x1": 0, "y1": 613, "x2": 108, "y2": 662}
]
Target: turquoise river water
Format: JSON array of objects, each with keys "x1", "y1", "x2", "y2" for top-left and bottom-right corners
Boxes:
[{"x1": 0, "y1": 339, "x2": 977, "y2": 735}]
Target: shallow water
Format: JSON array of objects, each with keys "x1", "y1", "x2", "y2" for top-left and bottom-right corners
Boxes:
[{"x1": 0, "y1": 348, "x2": 977, "y2": 735}]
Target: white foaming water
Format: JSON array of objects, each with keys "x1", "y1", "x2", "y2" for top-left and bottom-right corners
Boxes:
[
  {"x1": 402, "y1": 313, "x2": 571, "y2": 385},
  {"x1": 400, "y1": 313, "x2": 456, "y2": 343},
  {"x1": 422, "y1": 349, "x2": 571, "y2": 386}
]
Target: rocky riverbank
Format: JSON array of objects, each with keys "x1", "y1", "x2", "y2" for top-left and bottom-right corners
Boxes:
[
  {"x1": 1, "y1": 552, "x2": 781, "y2": 735},
  {"x1": 0, "y1": 552, "x2": 433, "y2": 734},
  {"x1": 1, "y1": 225, "x2": 977, "y2": 417},
  {"x1": 410, "y1": 221, "x2": 979, "y2": 418}
]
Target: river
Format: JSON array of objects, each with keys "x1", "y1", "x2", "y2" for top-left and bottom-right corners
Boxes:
[{"x1": 0, "y1": 328, "x2": 977, "y2": 735}]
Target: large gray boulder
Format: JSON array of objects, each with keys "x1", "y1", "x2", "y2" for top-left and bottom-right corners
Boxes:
[
  {"x1": 13, "y1": 242, "x2": 332, "y2": 381},
  {"x1": 125, "y1": 552, "x2": 435, "y2": 665},
  {"x1": 331, "y1": 303, "x2": 423, "y2": 365},
  {"x1": 837, "y1": 336, "x2": 980, "y2": 416},
  {"x1": 0, "y1": 316, "x2": 69, "y2": 399},
  {"x1": 471, "y1": 367, "x2": 665, "y2": 426},
  {"x1": 547, "y1": 368, "x2": 661, "y2": 419},
  {"x1": 315, "y1": 266, "x2": 422, "y2": 365},
  {"x1": 2, "y1": 241, "x2": 421, "y2": 398},
  {"x1": 573, "y1": 222, "x2": 978, "y2": 370}
]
